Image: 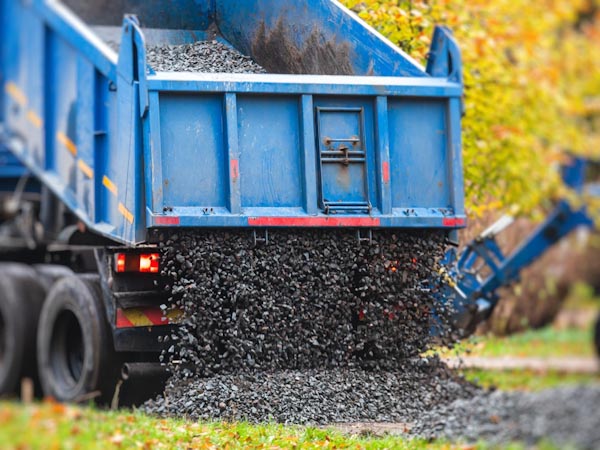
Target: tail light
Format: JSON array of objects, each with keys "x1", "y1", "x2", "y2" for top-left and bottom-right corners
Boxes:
[{"x1": 114, "y1": 253, "x2": 160, "y2": 274}]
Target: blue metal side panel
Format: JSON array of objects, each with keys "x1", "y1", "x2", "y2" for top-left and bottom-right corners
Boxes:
[
  {"x1": 75, "y1": 58, "x2": 99, "y2": 221},
  {"x1": 159, "y1": 93, "x2": 228, "y2": 209},
  {"x1": 61, "y1": 0, "x2": 214, "y2": 30},
  {"x1": 216, "y1": 0, "x2": 426, "y2": 77},
  {"x1": 47, "y1": 34, "x2": 78, "y2": 186},
  {"x1": 1, "y1": 2, "x2": 45, "y2": 175},
  {"x1": 388, "y1": 99, "x2": 452, "y2": 210},
  {"x1": 0, "y1": 2, "x2": 21, "y2": 183},
  {"x1": 111, "y1": 79, "x2": 144, "y2": 243},
  {"x1": 32, "y1": 1, "x2": 117, "y2": 80},
  {"x1": 0, "y1": 148, "x2": 26, "y2": 180},
  {"x1": 92, "y1": 76, "x2": 112, "y2": 225},
  {"x1": 237, "y1": 96, "x2": 303, "y2": 208},
  {"x1": 0, "y1": 1, "x2": 135, "y2": 242},
  {"x1": 0, "y1": 0, "x2": 4, "y2": 126},
  {"x1": 145, "y1": 83, "x2": 466, "y2": 229}
]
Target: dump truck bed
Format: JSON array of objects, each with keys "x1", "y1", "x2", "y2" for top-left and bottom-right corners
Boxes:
[{"x1": 0, "y1": 0, "x2": 465, "y2": 245}]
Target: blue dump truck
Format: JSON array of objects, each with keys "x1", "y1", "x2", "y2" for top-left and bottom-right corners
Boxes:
[{"x1": 0, "y1": 0, "x2": 468, "y2": 403}]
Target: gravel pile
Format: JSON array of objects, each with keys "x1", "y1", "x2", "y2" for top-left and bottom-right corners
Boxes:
[
  {"x1": 140, "y1": 229, "x2": 468, "y2": 423},
  {"x1": 144, "y1": 357, "x2": 476, "y2": 424},
  {"x1": 146, "y1": 40, "x2": 266, "y2": 73},
  {"x1": 411, "y1": 385, "x2": 600, "y2": 449}
]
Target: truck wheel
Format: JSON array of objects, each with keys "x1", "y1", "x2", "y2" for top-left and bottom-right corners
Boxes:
[
  {"x1": 37, "y1": 275, "x2": 119, "y2": 403},
  {"x1": 33, "y1": 264, "x2": 74, "y2": 292},
  {"x1": 0, "y1": 264, "x2": 46, "y2": 396}
]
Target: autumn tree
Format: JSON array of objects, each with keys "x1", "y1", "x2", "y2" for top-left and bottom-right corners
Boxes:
[{"x1": 342, "y1": 0, "x2": 600, "y2": 217}]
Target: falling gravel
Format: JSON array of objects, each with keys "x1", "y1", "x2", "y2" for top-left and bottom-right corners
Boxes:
[
  {"x1": 146, "y1": 40, "x2": 266, "y2": 73},
  {"x1": 140, "y1": 229, "x2": 467, "y2": 423},
  {"x1": 157, "y1": 230, "x2": 454, "y2": 376},
  {"x1": 411, "y1": 386, "x2": 600, "y2": 449}
]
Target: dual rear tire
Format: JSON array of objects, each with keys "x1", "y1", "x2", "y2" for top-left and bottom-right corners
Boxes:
[
  {"x1": 0, "y1": 264, "x2": 46, "y2": 396},
  {"x1": 37, "y1": 275, "x2": 120, "y2": 403},
  {"x1": 0, "y1": 266, "x2": 119, "y2": 403}
]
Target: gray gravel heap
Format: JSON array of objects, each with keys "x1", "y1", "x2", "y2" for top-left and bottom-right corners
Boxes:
[
  {"x1": 144, "y1": 357, "x2": 476, "y2": 424},
  {"x1": 147, "y1": 40, "x2": 266, "y2": 73},
  {"x1": 141, "y1": 229, "x2": 468, "y2": 423},
  {"x1": 411, "y1": 385, "x2": 600, "y2": 449},
  {"x1": 158, "y1": 230, "x2": 453, "y2": 377}
]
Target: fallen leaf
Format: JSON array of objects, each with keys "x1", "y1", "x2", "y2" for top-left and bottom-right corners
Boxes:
[
  {"x1": 50, "y1": 403, "x2": 66, "y2": 415},
  {"x1": 110, "y1": 432, "x2": 125, "y2": 446},
  {"x1": 489, "y1": 414, "x2": 501, "y2": 424}
]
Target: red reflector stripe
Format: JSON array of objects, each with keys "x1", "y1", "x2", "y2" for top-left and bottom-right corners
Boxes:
[
  {"x1": 116, "y1": 309, "x2": 135, "y2": 328},
  {"x1": 155, "y1": 216, "x2": 180, "y2": 226},
  {"x1": 442, "y1": 217, "x2": 466, "y2": 227},
  {"x1": 115, "y1": 307, "x2": 183, "y2": 329},
  {"x1": 248, "y1": 217, "x2": 381, "y2": 227}
]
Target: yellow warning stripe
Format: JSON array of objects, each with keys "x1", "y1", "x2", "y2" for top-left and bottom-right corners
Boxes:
[
  {"x1": 103, "y1": 176, "x2": 134, "y2": 224},
  {"x1": 26, "y1": 111, "x2": 43, "y2": 129},
  {"x1": 57, "y1": 132, "x2": 77, "y2": 157},
  {"x1": 102, "y1": 176, "x2": 118, "y2": 196},
  {"x1": 119, "y1": 308, "x2": 183, "y2": 327},
  {"x1": 78, "y1": 159, "x2": 94, "y2": 179},
  {"x1": 5, "y1": 82, "x2": 27, "y2": 106},
  {"x1": 121, "y1": 309, "x2": 154, "y2": 327},
  {"x1": 118, "y1": 202, "x2": 134, "y2": 224},
  {"x1": 167, "y1": 309, "x2": 184, "y2": 324}
]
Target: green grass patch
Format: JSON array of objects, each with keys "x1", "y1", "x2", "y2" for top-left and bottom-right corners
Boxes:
[
  {"x1": 0, "y1": 401, "x2": 567, "y2": 449},
  {"x1": 433, "y1": 325, "x2": 595, "y2": 360},
  {"x1": 463, "y1": 368, "x2": 600, "y2": 391},
  {"x1": 2, "y1": 327, "x2": 597, "y2": 448}
]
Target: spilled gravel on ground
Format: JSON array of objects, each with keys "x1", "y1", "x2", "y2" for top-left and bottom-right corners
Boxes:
[
  {"x1": 144, "y1": 358, "x2": 475, "y2": 425},
  {"x1": 410, "y1": 385, "x2": 600, "y2": 449}
]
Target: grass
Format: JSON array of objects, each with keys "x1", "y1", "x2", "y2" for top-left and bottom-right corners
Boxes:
[
  {"x1": 429, "y1": 323, "x2": 600, "y2": 391},
  {"x1": 0, "y1": 401, "x2": 567, "y2": 450},
  {"x1": 434, "y1": 324, "x2": 596, "y2": 359},
  {"x1": 2, "y1": 326, "x2": 597, "y2": 449},
  {"x1": 462, "y1": 368, "x2": 600, "y2": 391}
]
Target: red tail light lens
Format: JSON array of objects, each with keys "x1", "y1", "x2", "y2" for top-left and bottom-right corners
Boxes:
[
  {"x1": 116, "y1": 253, "x2": 126, "y2": 273},
  {"x1": 139, "y1": 254, "x2": 160, "y2": 273},
  {"x1": 114, "y1": 253, "x2": 160, "y2": 274}
]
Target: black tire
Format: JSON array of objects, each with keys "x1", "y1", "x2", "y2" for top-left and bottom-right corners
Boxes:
[
  {"x1": 0, "y1": 264, "x2": 46, "y2": 397},
  {"x1": 33, "y1": 264, "x2": 74, "y2": 292},
  {"x1": 37, "y1": 275, "x2": 119, "y2": 403}
]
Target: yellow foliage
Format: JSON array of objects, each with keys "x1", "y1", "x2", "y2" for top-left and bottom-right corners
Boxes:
[{"x1": 341, "y1": 0, "x2": 600, "y2": 216}]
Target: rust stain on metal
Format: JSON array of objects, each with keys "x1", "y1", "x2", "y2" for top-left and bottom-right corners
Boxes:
[
  {"x1": 382, "y1": 161, "x2": 390, "y2": 184},
  {"x1": 337, "y1": 165, "x2": 351, "y2": 189},
  {"x1": 251, "y1": 19, "x2": 354, "y2": 75}
]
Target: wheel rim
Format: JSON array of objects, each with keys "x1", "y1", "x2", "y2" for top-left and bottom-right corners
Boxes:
[{"x1": 49, "y1": 309, "x2": 84, "y2": 389}]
